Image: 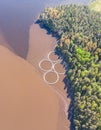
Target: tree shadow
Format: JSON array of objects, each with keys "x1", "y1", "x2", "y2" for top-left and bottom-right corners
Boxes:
[
  {"x1": 55, "y1": 46, "x2": 75, "y2": 130},
  {"x1": 35, "y1": 20, "x2": 59, "y2": 41}
]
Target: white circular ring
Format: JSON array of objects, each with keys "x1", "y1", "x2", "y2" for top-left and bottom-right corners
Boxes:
[
  {"x1": 48, "y1": 51, "x2": 60, "y2": 62},
  {"x1": 53, "y1": 62, "x2": 65, "y2": 75},
  {"x1": 39, "y1": 59, "x2": 53, "y2": 71},
  {"x1": 43, "y1": 70, "x2": 59, "y2": 85}
]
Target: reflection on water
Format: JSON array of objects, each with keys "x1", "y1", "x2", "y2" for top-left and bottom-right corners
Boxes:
[
  {"x1": 0, "y1": 0, "x2": 89, "y2": 58},
  {"x1": 0, "y1": 0, "x2": 44, "y2": 58}
]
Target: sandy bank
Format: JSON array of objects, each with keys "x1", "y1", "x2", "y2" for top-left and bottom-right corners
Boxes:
[
  {"x1": 0, "y1": 45, "x2": 59, "y2": 130},
  {"x1": 27, "y1": 23, "x2": 70, "y2": 130},
  {"x1": 27, "y1": 23, "x2": 56, "y2": 68}
]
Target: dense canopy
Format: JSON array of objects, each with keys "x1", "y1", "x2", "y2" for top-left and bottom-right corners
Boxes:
[{"x1": 39, "y1": 2, "x2": 101, "y2": 130}]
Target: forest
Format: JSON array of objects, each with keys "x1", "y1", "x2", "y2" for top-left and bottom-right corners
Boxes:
[{"x1": 39, "y1": 1, "x2": 101, "y2": 130}]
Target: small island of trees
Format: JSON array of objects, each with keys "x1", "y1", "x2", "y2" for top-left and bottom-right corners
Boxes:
[{"x1": 39, "y1": 1, "x2": 101, "y2": 130}]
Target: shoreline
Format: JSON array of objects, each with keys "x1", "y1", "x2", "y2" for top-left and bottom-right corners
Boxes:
[{"x1": 27, "y1": 22, "x2": 70, "y2": 129}]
